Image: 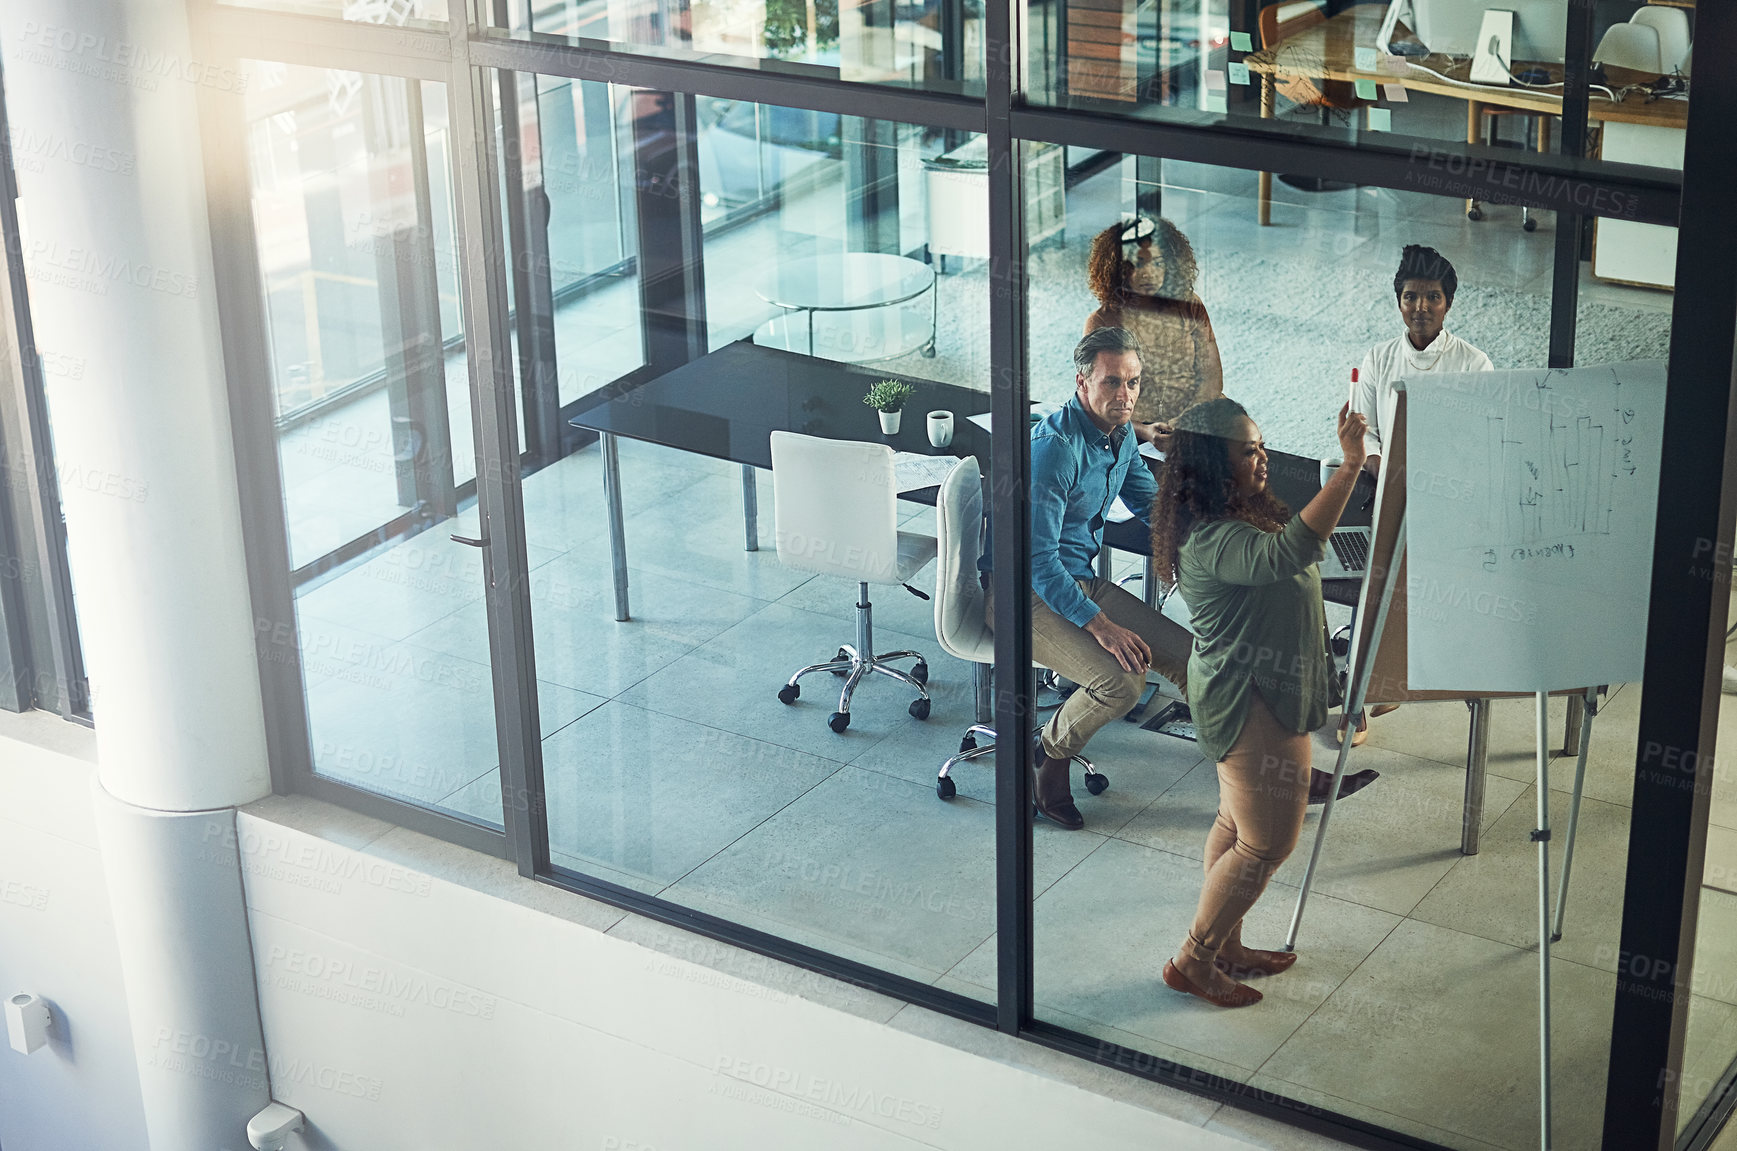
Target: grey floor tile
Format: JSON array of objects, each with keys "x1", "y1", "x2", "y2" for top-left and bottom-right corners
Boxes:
[
  {"x1": 662, "y1": 766, "x2": 1099, "y2": 985},
  {"x1": 403, "y1": 550, "x2": 773, "y2": 699},
  {"x1": 617, "y1": 602, "x2": 946, "y2": 762},
  {"x1": 295, "y1": 532, "x2": 491, "y2": 643},
  {"x1": 1260, "y1": 918, "x2": 1617, "y2": 1151},
  {"x1": 488, "y1": 700, "x2": 843, "y2": 889},
  {"x1": 1682, "y1": 994, "x2": 1737, "y2": 1137},
  {"x1": 1478, "y1": 684, "x2": 1643, "y2": 810},
  {"x1": 946, "y1": 837, "x2": 1401, "y2": 1073},
  {"x1": 1410, "y1": 786, "x2": 1631, "y2": 973},
  {"x1": 1691, "y1": 888, "x2": 1737, "y2": 1008},
  {"x1": 1118, "y1": 743, "x2": 1529, "y2": 916},
  {"x1": 847, "y1": 690, "x2": 1207, "y2": 830},
  {"x1": 305, "y1": 638, "x2": 604, "y2": 810}
]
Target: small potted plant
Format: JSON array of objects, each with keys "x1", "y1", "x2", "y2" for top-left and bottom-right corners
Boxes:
[{"x1": 863, "y1": 378, "x2": 915, "y2": 435}]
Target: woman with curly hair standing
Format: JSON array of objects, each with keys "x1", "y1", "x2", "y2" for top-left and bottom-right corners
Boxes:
[
  {"x1": 1150, "y1": 396, "x2": 1368, "y2": 1008},
  {"x1": 1083, "y1": 217, "x2": 1223, "y2": 438}
]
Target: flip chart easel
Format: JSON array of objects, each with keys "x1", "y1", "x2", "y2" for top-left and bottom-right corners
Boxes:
[{"x1": 1283, "y1": 386, "x2": 1608, "y2": 1151}]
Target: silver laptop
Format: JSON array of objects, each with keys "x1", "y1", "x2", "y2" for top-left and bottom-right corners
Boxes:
[{"x1": 1321, "y1": 526, "x2": 1373, "y2": 580}]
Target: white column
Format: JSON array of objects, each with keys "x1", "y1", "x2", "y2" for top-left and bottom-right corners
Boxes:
[
  {"x1": 3, "y1": 0, "x2": 270, "y2": 810},
  {"x1": 4, "y1": 0, "x2": 274, "y2": 1144}
]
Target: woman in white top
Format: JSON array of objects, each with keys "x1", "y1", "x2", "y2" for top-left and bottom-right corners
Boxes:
[
  {"x1": 1341, "y1": 245, "x2": 1494, "y2": 746},
  {"x1": 1355, "y1": 244, "x2": 1493, "y2": 475}
]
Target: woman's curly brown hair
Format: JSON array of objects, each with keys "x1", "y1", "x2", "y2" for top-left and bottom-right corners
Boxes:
[
  {"x1": 1087, "y1": 217, "x2": 1200, "y2": 309},
  {"x1": 1151, "y1": 402, "x2": 1290, "y2": 592}
]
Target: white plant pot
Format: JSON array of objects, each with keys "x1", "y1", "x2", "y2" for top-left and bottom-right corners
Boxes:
[{"x1": 878, "y1": 410, "x2": 902, "y2": 435}]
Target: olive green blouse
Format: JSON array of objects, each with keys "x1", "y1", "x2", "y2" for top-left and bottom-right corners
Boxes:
[{"x1": 1177, "y1": 514, "x2": 1331, "y2": 762}]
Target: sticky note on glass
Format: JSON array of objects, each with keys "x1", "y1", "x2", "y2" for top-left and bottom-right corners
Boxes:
[
  {"x1": 1354, "y1": 78, "x2": 1377, "y2": 100},
  {"x1": 1230, "y1": 30, "x2": 1253, "y2": 52},
  {"x1": 1204, "y1": 91, "x2": 1228, "y2": 114},
  {"x1": 1367, "y1": 107, "x2": 1393, "y2": 131},
  {"x1": 1381, "y1": 53, "x2": 1409, "y2": 74},
  {"x1": 1205, "y1": 69, "x2": 1227, "y2": 91},
  {"x1": 1354, "y1": 46, "x2": 1378, "y2": 71},
  {"x1": 1228, "y1": 62, "x2": 1250, "y2": 85},
  {"x1": 1384, "y1": 83, "x2": 1408, "y2": 102}
]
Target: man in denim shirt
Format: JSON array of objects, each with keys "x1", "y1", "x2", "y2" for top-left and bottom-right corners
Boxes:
[{"x1": 984, "y1": 328, "x2": 1191, "y2": 830}]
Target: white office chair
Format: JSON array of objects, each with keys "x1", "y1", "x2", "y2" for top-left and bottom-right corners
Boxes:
[
  {"x1": 931, "y1": 456, "x2": 1106, "y2": 800},
  {"x1": 1628, "y1": 5, "x2": 1690, "y2": 77},
  {"x1": 770, "y1": 431, "x2": 936, "y2": 732},
  {"x1": 1592, "y1": 22, "x2": 1663, "y2": 75}
]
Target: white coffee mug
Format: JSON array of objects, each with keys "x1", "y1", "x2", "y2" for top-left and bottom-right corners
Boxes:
[
  {"x1": 1319, "y1": 458, "x2": 1342, "y2": 487},
  {"x1": 927, "y1": 410, "x2": 954, "y2": 448}
]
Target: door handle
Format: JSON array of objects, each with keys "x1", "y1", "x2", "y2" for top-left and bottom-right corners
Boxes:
[{"x1": 450, "y1": 534, "x2": 488, "y2": 548}]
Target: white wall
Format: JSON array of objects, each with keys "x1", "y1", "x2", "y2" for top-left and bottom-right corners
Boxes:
[
  {"x1": 236, "y1": 800, "x2": 1259, "y2": 1151},
  {"x1": 0, "y1": 713, "x2": 148, "y2": 1151}
]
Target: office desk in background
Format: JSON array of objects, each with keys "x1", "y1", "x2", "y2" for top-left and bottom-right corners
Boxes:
[{"x1": 1246, "y1": 6, "x2": 1688, "y2": 239}]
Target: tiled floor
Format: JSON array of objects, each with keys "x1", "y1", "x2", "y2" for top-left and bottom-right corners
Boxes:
[{"x1": 283, "y1": 162, "x2": 1728, "y2": 1150}]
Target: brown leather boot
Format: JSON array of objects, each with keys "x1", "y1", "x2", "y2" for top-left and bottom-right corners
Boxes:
[{"x1": 1032, "y1": 736, "x2": 1084, "y2": 830}]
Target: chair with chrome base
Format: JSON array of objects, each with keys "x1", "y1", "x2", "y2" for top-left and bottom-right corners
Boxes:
[
  {"x1": 770, "y1": 430, "x2": 936, "y2": 733},
  {"x1": 930, "y1": 456, "x2": 1107, "y2": 800}
]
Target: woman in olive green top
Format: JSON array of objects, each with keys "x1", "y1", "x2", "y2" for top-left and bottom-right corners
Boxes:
[{"x1": 1149, "y1": 397, "x2": 1369, "y2": 1009}]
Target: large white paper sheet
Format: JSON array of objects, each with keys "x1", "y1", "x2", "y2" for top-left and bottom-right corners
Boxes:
[{"x1": 1405, "y1": 362, "x2": 1666, "y2": 692}]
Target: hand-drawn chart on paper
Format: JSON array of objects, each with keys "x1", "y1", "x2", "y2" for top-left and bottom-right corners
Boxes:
[{"x1": 1405, "y1": 362, "x2": 1666, "y2": 692}]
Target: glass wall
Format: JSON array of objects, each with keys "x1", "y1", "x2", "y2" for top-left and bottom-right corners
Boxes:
[
  {"x1": 1024, "y1": 0, "x2": 1691, "y2": 178},
  {"x1": 202, "y1": 0, "x2": 1736, "y2": 1145},
  {"x1": 499, "y1": 0, "x2": 985, "y2": 96},
  {"x1": 1011, "y1": 152, "x2": 1689, "y2": 1149}
]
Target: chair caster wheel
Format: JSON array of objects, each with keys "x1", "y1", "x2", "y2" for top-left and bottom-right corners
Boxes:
[
  {"x1": 1523, "y1": 217, "x2": 1537, "y2": 232},
  {"x1": 909, "y1": 698, "x2": 931, "y2": 720},
  {"x1": 830, "y1": 648, "x2": 850, "y2": 677},
  {"x1": 959, "y1": 734, "x2": 977, "y2": 752},
  {"x1": 828, "y1": 711, "x2": 850, "y2": 733},
  {"x1": 936, "y1": 775, "x2": 956, "y2": 799},
  {"x1": 911, "y1": 661, "x2": 929, "y2": 685},
  {"x1": 922, "y1": 344, "x2": 937, "y2": 359},
  {"x1": 1084, "y1": 773, "x2": 1109, "y2": 796},
  {"x1": 1467, "y1": 206, "x2": 1483, "y2": 221},
  {"x1": 778, "y1": 684, "x2": 799, "y2": 704}
]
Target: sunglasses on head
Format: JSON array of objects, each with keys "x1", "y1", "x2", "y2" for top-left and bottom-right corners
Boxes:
[{"x1": 1119, "y1": 216, "x2": 1157, "y2": 246}]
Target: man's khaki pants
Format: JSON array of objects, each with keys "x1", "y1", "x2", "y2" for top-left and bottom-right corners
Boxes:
[{"x1": 988, "y1": 578, "x2": 1192, "y2": 760}]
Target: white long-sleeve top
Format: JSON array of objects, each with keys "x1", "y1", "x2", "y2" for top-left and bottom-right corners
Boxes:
[{"x1": 1354, "y1": 328, "x2": 1493, "y2": 458}]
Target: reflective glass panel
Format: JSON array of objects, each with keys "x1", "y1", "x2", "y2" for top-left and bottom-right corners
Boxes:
[
  {"x1": 500, "y1": 0, "x2": 983, "y2": 97},
  {"x1": 1024, "y1": 0, "x2": 1690, "y2": 175},
  {"x1": 1018, "y1": 152, "x2": 1672, "y2": 1150}
]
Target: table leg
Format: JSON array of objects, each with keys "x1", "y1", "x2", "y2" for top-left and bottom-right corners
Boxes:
[
  {"x1": 600, "y1": 432, "x2": 631, "y2": 622},
  {"x1": 1465, "y1": 100, "x2": 1482, "y2": 220},
  {"x1": 973, "y1": 662, "x2": 992, "y2": 725},
  {"x1": 1562, "y1": 690, "x2": 1583, "y2": 756},
  {"x1": 741, "y1": 464, "x2": 759, "y2": 553},
  {"x1": 1462, "y1": 697, "x2": 1491, "y2": 855},
  {"x1": 1143, "y1": 555, "x2": 1158, "y2": 609},
  {"x1": 1258, "y1": 77, "x2": 1274, "y2": 226},
  {"x1": 806, "y1": 307, "x2": 815, "y2": 358}
]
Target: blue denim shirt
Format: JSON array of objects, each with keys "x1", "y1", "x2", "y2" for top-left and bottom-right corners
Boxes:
[{"x1": 979, "y1": 397, "x2": 1158, "y2": 629}]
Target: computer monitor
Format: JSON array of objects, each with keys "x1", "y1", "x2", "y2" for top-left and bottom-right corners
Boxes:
[{"x1": 1387, "y1": 0, "x2": 1569, "y2": 63}]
